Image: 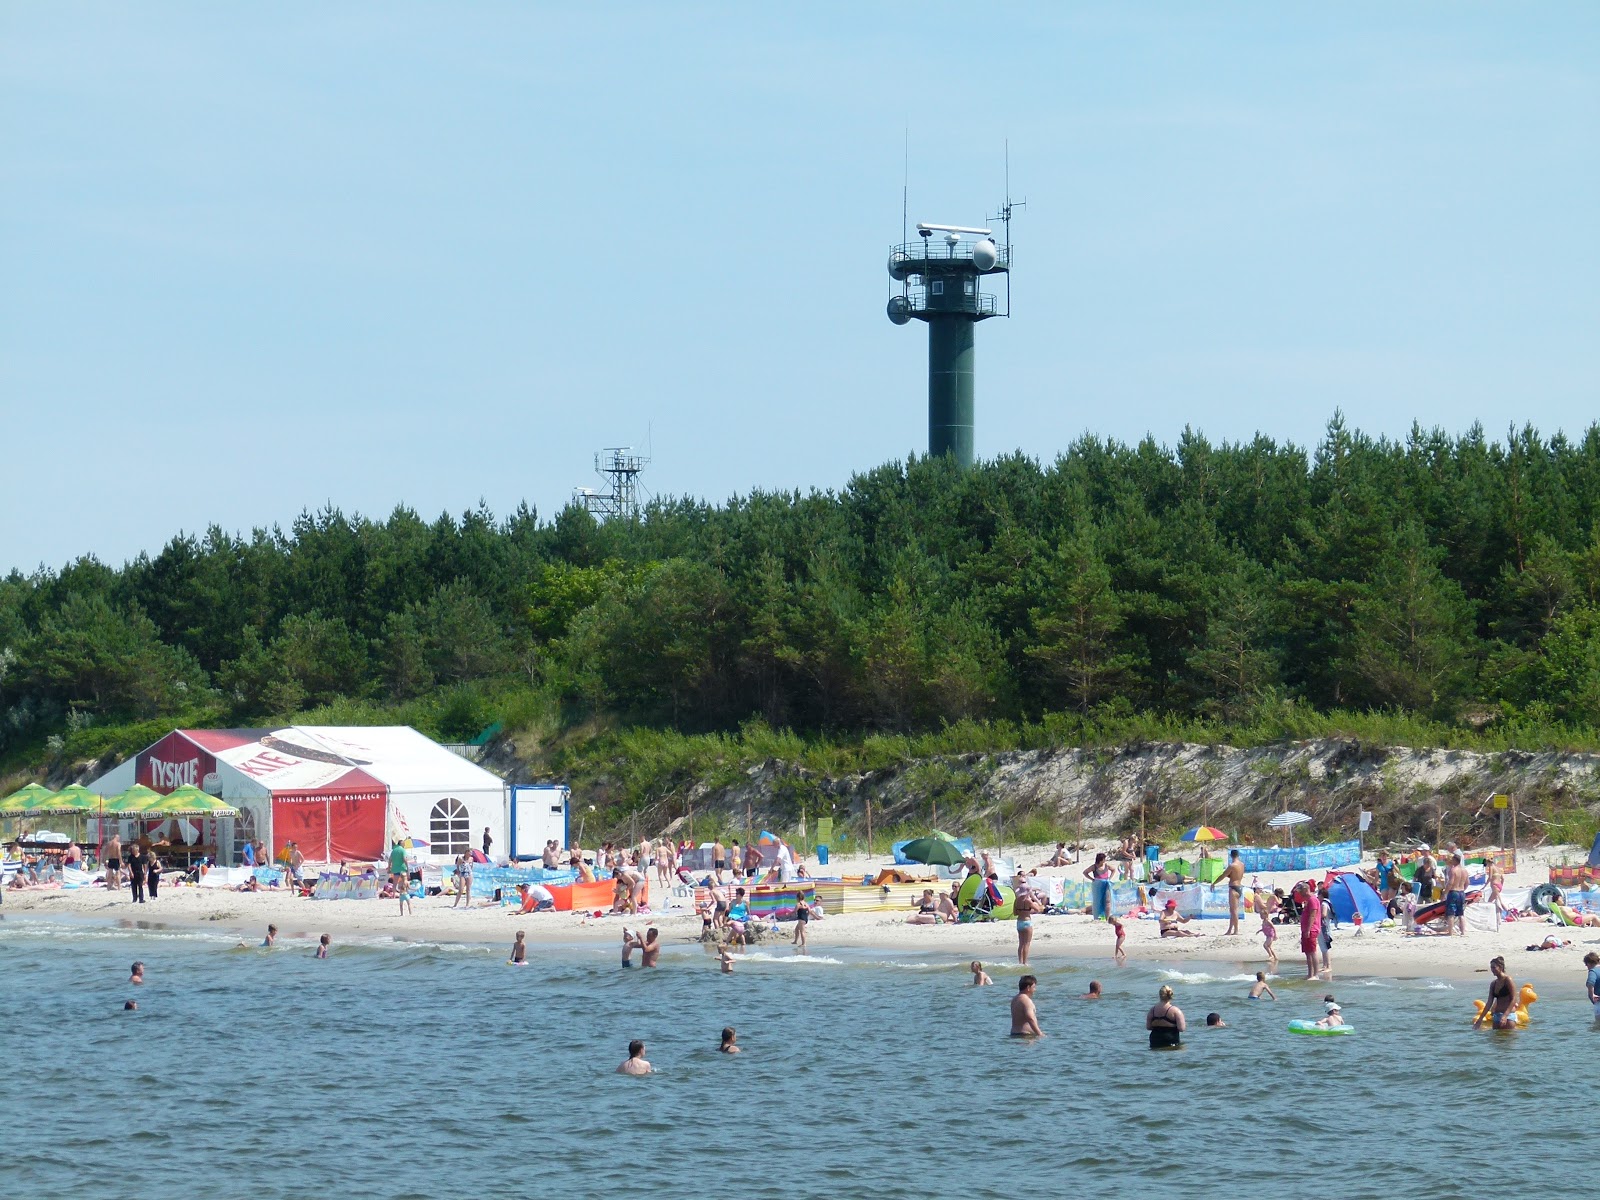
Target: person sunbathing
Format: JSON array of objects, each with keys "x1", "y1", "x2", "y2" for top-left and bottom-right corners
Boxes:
[
  {"x1": 1557, "y1": 905, "x2": 1600, "y2": 927},
  {"x1": 907, "y1": 888, "x2": 942, "y2": 925},
  {"x1": 235, "y1": 876, "x2": 262, "y2": 893}
]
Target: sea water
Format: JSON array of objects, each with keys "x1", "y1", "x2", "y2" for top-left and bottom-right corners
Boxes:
[{"x1": 3, "y1": 914, "x2": 1593, "y2": 1199}]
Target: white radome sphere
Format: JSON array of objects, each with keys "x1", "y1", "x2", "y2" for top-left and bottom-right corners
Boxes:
[{"x1": 972, "y1": 238, "x2": 999, "y2": 271}]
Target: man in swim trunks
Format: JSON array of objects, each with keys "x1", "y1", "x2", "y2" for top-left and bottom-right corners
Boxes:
[
  {"x1": 1010, "y1": 975, "x2": 1044, "y2": 1037},
  {"x1": 1444, "y1": 853, "x2": 1470, "y2": 936},
  {"x1": 1212, "y1": 849, "x2": 1246, "y2": 935},
  {"x1": 1014, "y1": 889, "x2": 1038, "y2": 965},
  {"x1": 103, "y1": 833, "x2": 122, "y2": 893},
  {"x1": 623, "y1": 927, "x2": 661, "y2": 967},
  {"x1": 1472, "y1": 956, "x2": 1516, "y2": 1030},
  {"x1": 711, "y1": 839, "x2": 726, "y2": 885}
]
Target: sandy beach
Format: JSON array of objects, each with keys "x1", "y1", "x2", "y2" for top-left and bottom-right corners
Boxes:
[{"x1": 5, "y1": 842, "x2": 1594, "y2": 983}]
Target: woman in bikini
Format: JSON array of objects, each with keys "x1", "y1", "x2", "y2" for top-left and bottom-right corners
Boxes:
[{"x1": 1146, "y1": 985, "x2": 1186, "y2": 1050}]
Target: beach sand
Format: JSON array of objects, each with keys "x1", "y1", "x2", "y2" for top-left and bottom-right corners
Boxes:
[{"x1": 5, "y1": 842, "x2": 1594, "y2": 983}]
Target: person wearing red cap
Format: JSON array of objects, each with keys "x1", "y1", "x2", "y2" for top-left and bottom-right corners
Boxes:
[{"x1": 1159, "y1": 898, "x2": 1199, "y2": 938}]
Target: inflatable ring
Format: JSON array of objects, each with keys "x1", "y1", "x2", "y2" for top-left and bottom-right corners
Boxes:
[
  {"x1": 1288, "y1": 1019, "x2": 1354, "y2": 1036},
  {"x1": 1529, "y1": 883, "x2": 1563, "y2": 915}
]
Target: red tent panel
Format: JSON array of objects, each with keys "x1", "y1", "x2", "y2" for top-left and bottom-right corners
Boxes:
[{"x1": 271, "y1": 771, "x2": 387, "y2": 862}]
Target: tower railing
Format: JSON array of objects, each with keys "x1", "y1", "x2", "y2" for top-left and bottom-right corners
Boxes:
[
  {"x1": 888, "y1": 237, "x2": 1011, "y2": 271},
  {"x1": 903, "y1": 289, "x2": 999, "y2": 317}
]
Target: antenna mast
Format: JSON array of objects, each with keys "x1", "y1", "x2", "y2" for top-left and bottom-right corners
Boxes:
[{"x1": 574, "y1": 446, "x2": 650, "y2": 520}]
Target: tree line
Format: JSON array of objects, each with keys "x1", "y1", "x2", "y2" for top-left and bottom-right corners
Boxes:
[{"x1": 7, "y1": 414, "x2": 1600, "y2": 761}]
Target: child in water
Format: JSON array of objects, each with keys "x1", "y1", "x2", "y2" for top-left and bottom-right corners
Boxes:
[
  {"x1": 971, "y1": 960, "x2": 992, "y2": 986},
  {"x1": 1109, "y1": 915, "x2": 1126, "y2": 963},
  {"x1": 262, "y1": 924, "x2": 277, "y2": 948},
  {"x1": 509, "y1": 930, "x2": 527, "y2": 965},
  {"x1": 719, "y1": 1027, "x2": 741, "y2": 1054},
  {"x1": 1260, "y1": 911, "x2": 1278, "y2": 971},
  {"x1": 315, "y1": 934, "x2": 330, "y2": 959},
  {"x1": 1248, "y1": 971, "x2": 1276, "y2": 1000},
  {"x1": 719, "y1": 947, "x2": 735, "y2": 974}
]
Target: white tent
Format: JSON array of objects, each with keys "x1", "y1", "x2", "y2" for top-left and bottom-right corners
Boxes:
[{"x1": 92, "y1": 726, "x2": 506, "y2": 866}]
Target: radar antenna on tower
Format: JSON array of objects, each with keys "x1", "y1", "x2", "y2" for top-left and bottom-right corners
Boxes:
[{"x1": 574, "y1": 447, "x2": 650, "y2": 520}]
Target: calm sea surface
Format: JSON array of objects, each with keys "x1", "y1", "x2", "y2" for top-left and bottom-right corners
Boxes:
[{"x1": 3, "y1": 914, "x2": 1593, "y2": 1199}]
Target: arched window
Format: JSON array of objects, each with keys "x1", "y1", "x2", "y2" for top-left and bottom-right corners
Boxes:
[{"x1": 430, "y1": 798, "x2": 470, "y2": 858}]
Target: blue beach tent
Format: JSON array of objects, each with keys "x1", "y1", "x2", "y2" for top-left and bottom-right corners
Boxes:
[
  {"x1": 1327, "y1": 872, "x2": 1386, "y2": 925},
  {"x1": 1587, "y1": 832, "x2": 1600, "y2": 868}
]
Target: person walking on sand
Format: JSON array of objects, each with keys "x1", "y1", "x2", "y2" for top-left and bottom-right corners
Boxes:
[
  {"x1": 1014, "y1": 889, "x2": 1039, "y2": 965},
  {"x1": 616, "y1": 1040, "x2": 653, "y2": 1075},
  {"x1": 1146, "y1": 985, "x2": 1185, "y2": 1050},
  {"x1": 103, "y1": 833, "x2": 122, "y2": 893},
  {"x1": 453, "y1": 855, "x2": 474, "y2": 909},
  {"x1": 1445, "y1": 853, "x2": 1470, "y2": 937},
  {"x1": 1010, "y1": 975, "x2": 1044, "y2": 1037},
  {"x1": 1213, "y1": 850, "x2": 1246, "y2": 935}
]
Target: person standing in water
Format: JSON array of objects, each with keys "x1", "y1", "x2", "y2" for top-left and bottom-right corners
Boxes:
[
  {"x1": 1213, "y1": 850, "x2": 1246, "y2": 935},
  {"x1": 616, "y1": 1040, "x2": 652, "y2": 1075},
  {"x1": 791, "y1": 895, "x2": 810, "y2": 954},
  {"x1": 1014, "y1": 889, "x2": 1039, "y2": 966},
  {"x1": 129, "y1": 961, "x2": 145, "y2": 985},
  {"x1": 509, "y1": 931, "x2": 527, "y2": 965},
  {"x1": 1010, "y1": 975, "x2": 1044, "y2": 1037},
  {"x1": 315, "y1": 934, "x2": 330, "y2": 959},
  {"x1": 262, "y1": 924, "x2": 277, "y2": 947},
  {"x1": 1473, "y1": 956, "x2": 1516, "y2": 1030},
  {"x1": 1585, "y1": 952, "x2": 1600, "y2": 1022},
  {"x1": 1146, "y1": 985, "x2": 1185, "y2": 1049},
  {"x1": 719, "y1": 1027, "x2": 741, "y2": 1054},
  {"x1": 971, "y1": 961, "x2": 992, "y2": 986}
]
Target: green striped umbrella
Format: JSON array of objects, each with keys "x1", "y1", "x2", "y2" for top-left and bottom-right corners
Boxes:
[
  {"x1": 44, "y1": 784, "x2": 102, "y2": 814},
  {"x1": 0, "y1": 783, "x2": 57, "y2": 815},
  {"x1": 102, "y1": 784, "x2": 168, "y2": 815},
  {"x1": 155, "y1": 785, "x2": 239, "y2": 816}
]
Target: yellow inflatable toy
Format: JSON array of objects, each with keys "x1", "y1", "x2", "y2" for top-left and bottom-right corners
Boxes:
[{"x1": 1471, "y1": 983, "x2": 1538, "y2": 1028}]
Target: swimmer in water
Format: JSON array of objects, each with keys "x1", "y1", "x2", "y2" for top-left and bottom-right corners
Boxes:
[
  {"x1": 1010, "y1": 975, "x2": 1044, "y2": 1038},
  {"x1": 718, "y1": 946, "x2": 735, "y2": 974},
  {"x1": 1313, "y1": 997, "x2": 1344, "y2": 1029},
  {"x1": 1081, "y1": 980, "x2": 1103, "y2": 1000},
  {"x1": 1205, "y1": 1012, "x2": 1227, "y2": 1028},
  {"x1": 617, "y1": 1039, "x2": 652, "y2": 1075},
  {"x1": 971, "y1": 960, "x2": 992, "y2": 986},
  {"x1": 1146, "y1": 985, "x2": 1185, "y2": 1050},
  {"x1": 123, "y1": 1000, "x2": 137, "y2": 1011},
  {"x1": 1248, "y1": 971, "x2": 1276, "y2": 1000},
  {"x1": 509, "y1": 930, "x2": 527, "y2": 965},
  {"x1": 315, "y1": 934, "x2": 330, "y2": 959},
  {"x1": 719, "y1": 1027, "x2": 741, "y2": 1054},
  {"x1": 129, "y1": 961, "x2": 144, "y2": 985},
  {"x1": 625, "y1": 927, "x2": 661, "y2": 967},
  {"x1": 263, "y1": 924, "x2": 277, "y2": 948}
]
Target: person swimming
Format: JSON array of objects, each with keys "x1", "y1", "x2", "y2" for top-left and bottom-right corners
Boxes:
[
  {"x1": 1248, "y1": 972, "x2": 1276, "y2": 1000},
  {"x1": 1081, "y1": 981, "x2": 1103, "y2": 1000},
  {"x1": 719, "y1": 1027, "x2": 741, "y2": 1054},
  {"x1": 971, "y1": 960, "x2": 992, "y2": 986}
]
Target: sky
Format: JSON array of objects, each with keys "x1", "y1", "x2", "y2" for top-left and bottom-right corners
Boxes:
[{"x1": 2, "y1": 2, "x2": 1597, "y2": 574}]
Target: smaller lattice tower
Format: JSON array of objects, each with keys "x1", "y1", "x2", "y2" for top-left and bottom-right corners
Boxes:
[{"x1": 574, "y1": 447, "x2": 650, "y2": 520}]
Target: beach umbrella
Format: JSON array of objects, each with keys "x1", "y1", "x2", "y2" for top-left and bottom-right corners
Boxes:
[
  {"x1": 46, "y1": 785, "x2": 102, "y2": 814},
  {"x1": 153, "y1": 785, "x2": 238, "y2": 816},
  {"x1": 1268, "y1": 810, "x2": 1313, "y2": 847},
  {"x1": 900, "y1": 836, "x2": 966, "y2": 867},
  {"x1": 0, "y1": 783, "x2": 57, "y2": 815},
  {"x1": 103, "y1": 785, "x2": 168, "y2": 815},
  {"x1": 1179, "y1": 826, "x2": 1228, "y2": 843}
]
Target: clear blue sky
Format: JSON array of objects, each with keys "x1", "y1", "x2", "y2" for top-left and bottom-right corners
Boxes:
[{"x1": 3, "y1": 3, "x2": 1596, "y2": 574}]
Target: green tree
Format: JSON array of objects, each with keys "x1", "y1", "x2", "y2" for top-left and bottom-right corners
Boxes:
[{"x1": 1024, "y1": 528, "x2": 1141, "y2": 714}]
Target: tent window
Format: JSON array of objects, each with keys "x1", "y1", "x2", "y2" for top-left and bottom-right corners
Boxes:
[{"x1": 430, "y1": 798, "x2": 470, "y2": 858}]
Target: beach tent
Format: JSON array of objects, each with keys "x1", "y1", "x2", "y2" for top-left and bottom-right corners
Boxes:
[
  {"x1": 90, "y1": 725, "x2": 506, "y2": 866},
  {"x1": 1587, "y1": 832, "x2": 1600, "y2": 868},
  {"x1": 1326, "y1": 872, "x2": 1385, "y2": 926}
]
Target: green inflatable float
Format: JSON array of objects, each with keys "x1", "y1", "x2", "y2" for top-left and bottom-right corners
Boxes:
[{"x1": 956, "y1": 873, "x2": 1016, "y2": 921}]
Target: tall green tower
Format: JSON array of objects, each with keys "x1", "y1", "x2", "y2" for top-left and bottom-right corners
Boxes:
[{"x1": 887, "y1": 221, "x2": 1010, "y2": 469}]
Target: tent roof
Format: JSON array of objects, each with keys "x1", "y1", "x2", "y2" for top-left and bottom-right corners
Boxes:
[{"x1": 91, "y1": 726, "x2": 503, "y2": 798}]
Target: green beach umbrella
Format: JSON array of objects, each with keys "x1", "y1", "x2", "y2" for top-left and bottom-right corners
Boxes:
[
  {"x1": 46, "y1": 785, "x2": 102, "y2": 815},
  {"x1": 0, "y1": 783, "x2": 57, "y2": 815},
  {"x1": 155, "y1": 785, "x2": 238, "y2": 816},
  {"x1": 901, "y1": 835, "x2": 966, "y2": 867},
  {"x1": 102, "y1": 784, "x2": 169, "y2": 815}
]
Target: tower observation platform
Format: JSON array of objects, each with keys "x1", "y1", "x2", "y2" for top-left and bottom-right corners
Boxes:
[{"x1": 887, "y1": 223, "x2": 1011, "y2": 469}]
